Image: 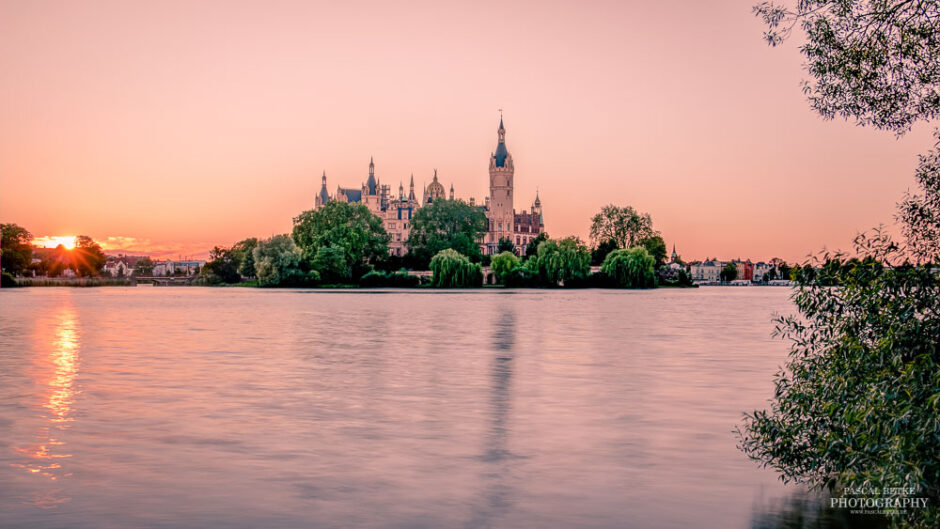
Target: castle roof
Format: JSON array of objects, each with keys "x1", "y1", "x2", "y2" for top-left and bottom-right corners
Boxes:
[{"x1": 340, "y1": 188, "x2": 362, "y2": 202}]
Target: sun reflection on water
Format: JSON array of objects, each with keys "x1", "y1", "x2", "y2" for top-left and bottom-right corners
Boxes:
[{"x1": 11, "y1": 303, "x2": 80, "y2": 507}]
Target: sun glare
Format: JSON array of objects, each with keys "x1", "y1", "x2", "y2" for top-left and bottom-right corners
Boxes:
[{"x1": 37, "y1": 236, "x2": 77, "y2": 250}]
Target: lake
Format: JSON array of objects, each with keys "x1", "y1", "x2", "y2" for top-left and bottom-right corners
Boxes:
[{"x1": 0, "y1": 287, "x2": 872, "y2": 528}]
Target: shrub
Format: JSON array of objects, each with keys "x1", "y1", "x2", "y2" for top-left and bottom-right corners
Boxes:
[
  {"x1": 601, "y1": 247, "x2": 656, "y2": 288},
  {"x1": 359, "y1": 269, "x2": 420, "y2": 288}
]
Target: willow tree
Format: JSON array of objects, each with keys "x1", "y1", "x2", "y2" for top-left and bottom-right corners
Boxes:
[
  {"x1": 739, "y1": 3, "x2": 940, "y2": 526},
  {"x1": 429, "y1": 248, "x2": 483, "y2": 288},
  {"x1": 601, "y1": 247, "x2": 656, "y2": 288}
]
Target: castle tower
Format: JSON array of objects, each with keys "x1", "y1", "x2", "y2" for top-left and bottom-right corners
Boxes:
[
  {"x1": 487, "y1": 115, "x2": 514, "y2": 253},
  {"x1": 315, "y1": 171, "x2": 330, "y2": 208},
  {"x1": 408, "y1": 174, "x2": 416, "y2": 201},
  {"x1": 449, "y1": 183, "x2": 454, "y2": 200}
]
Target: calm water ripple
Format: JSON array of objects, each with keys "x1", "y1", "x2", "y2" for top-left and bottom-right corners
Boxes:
[{"x1": 0, "y1": 287, "x2": 881, "y2": 528}]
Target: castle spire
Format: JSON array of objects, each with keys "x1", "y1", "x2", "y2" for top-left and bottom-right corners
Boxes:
[
  {"x1": 366, "y1": 156, "x2": 377, "y2": 195},
  {"x1": 492, "y1": 114, "x2": 509, "y2": 167},
  {"x1": 408, "y1": 173, "x2": 415, "y2": 201}
]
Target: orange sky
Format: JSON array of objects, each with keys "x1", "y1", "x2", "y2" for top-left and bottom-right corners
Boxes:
[{"x1": 0, "y1": 0, "x2": 934, "y2": 261}]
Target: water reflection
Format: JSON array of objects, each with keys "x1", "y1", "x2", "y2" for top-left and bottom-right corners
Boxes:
[
  {"x1": 466, "y1": 307, "x2": 516, "y2": 528},
  {"x1": 750, "y1": 491, "x2": 889, "y2": 529},
  {"x1": 12, "y1": 301, "x2": 79, "y2": 507}
]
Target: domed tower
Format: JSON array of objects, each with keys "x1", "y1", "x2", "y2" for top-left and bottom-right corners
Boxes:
[
  {"x1": 426, "y1": 169, "x2": 446, "y2": 203},
  {"x1": 488, "y1": 116, "x2": 514, "y2": 253}
]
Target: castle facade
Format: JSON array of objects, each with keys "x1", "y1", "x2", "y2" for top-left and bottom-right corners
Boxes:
[{"x1": 314, "y1": 118, "x2": 544, "y2": 256}]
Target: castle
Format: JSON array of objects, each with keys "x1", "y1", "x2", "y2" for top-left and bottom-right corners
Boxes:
[{"x1": 314, "y1": 117, "x2": 544, "y2": 256}]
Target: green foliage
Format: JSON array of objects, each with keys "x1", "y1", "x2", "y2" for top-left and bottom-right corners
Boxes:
[
  {"x1": 563, "y1": 270, "x2": 615, "y2": 288},
  {"x1": 429, "y1": 248, "x2": 483, "y2": 288},
  {"x1": 525, "y1": 232, "x2": 549, "y2": 258},
  {"x1": 899, "y1": 141, "x2": 940, "y2": 264},
  {"x1": 1, "y1": 271, "x2": 18, "y2": 287},
  {"x1": 407, "y1": 199, "x2": 487, "y2": 267},
  {"x1": 0, "y1": 223, "x2": 33, "y2": 275},
  {"x1": 589, "y1": 204, "x2": 658, "y2": 249},
  {"x1": 312, "y1": 246, "x2": 349, "y2": 282},
  {"x1": 202, "y1": 246, "x2": 241, "y2": 284},
  {"x1": 253, "y1": 234, "x2": 308, "y2": 287},
  {"x1": 721, "y1": 262, "x2": 738, "y2": 282},
  {"x1": 358, "y1": 269, "x2": 420, "y2": 288},
  {"x1": 292, "y1": 201, "x2": 389, "y2": 270},
  {"x1": 754, "y1": 0, "x2": 939, "y2": 134},
  {"x1": 496, "y1": 237, "x2": 515, "y2": 254},
  {"x1": 490, "y1": 251, "x2": 521, "y2": 285},
  {"x1": 531, "y1": 237, "x2": 590, "y2": 286},
  {"x1": 601, "y1": 247, "x2": 656, "y2": 288},
  {"x1": 232, "y1": 238, "x2": 259, "y2": 278},
  {"x1": 590, "y1": 239, "x2": 618, "y2": 266},
  {"x1": 639, "y1": 235, "x2": 667, "y2": 269},
  {"x1": 744, "y1": 5, "x2": 940, "y2": 524}
]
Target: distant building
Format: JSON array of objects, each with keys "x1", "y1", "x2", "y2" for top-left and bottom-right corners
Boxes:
[
  {"x1": 753, "y1": 261, "x2": 777, "y2": 282},
  {"x1": 734, "y1": 259, "x2": 754, "y2": 282},
  {"x1": 103, "y1": 259, "x2": 132, "y2": 277},
  {"x1": 690, "y1": 259, "x2": 723, "y2": 283}
]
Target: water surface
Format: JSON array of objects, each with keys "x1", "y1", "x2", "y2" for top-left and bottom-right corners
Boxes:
[{"x1": 0, "y1": 287, "x2": 866, "y2": 528}]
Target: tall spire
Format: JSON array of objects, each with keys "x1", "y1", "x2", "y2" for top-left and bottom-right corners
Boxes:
[
  {"x1": 366, "y1": 156, "x2": 377, "y2": 195},
  {"x1": 408, "y1": 173, "x2": 415, "y2": 201},
  {"x1": 493, "y1": 114, "x2": 509, "y2": 167}
]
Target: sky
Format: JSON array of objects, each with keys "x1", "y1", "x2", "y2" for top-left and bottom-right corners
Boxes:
[{"x1": 0, "y1": 0, "x2": 934, "y2": 261}]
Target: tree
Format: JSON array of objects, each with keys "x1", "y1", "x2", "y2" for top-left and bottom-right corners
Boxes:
[
  {"x1": 1, "y1": 223, "x2": 33, "y2": 275},
  {"x1": 531, "y1": 237, "x2": 590, "y2": 286},
  {"x1": 525, "y1": 232, "x2": 549, "y2": 259},
  {"x1": 739, "y1": 4, "x2": 940, "y2": 526},
  {"x1": 490, "y1": 251, "x2": 521, "y2": 285},
  {"x1": 639, "y1": 235, "x2": 667, "y2": 269},
  {"x1": 429, "y1": 248, "x2": 483, "y2": 288},
  {"x1": 601, "y1": 247, "x2": 656, "y2": 288},
  {"x1": 292, "y1": 201, "x2": 389, "y2": 273},
  {"x1": 407, "y1": 199, "x2": 487, "y2": 267},
  {"x1": 497, "y1": 237, "x2": 515, "y2": 254},
  {"x1": 232, "y1": 238, "x2": 259, "y2": 278},
  {"x1": 754, "y1": 0, "x2": 939, "y2": 134},
  {"x1": 590, "y1": 239, "x2": 618, "y2": 266},
  {"x1": 71, "y1": 235, "x2": 107, "y2": 277},
  {"x1": 312, "y1": 246, "x2": 349, "y2": 283},
  {"x1": 253, "y1": 234, "x2": 308, "y2": 287},
  {"x1": 589, "y1": 204, "x2": 658, "y2": 249},
  {"x1": 134, "y1": 257, "x2": 154, "y2": 276},
  {"x1": 720, "y1": 262, "x2": 738, "y2": 282},
  {"x1": 201, "y1": 246, "x2": 240, "y2": 284}
]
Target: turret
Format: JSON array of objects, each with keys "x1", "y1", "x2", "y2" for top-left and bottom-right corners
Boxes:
[{"x1": 316, "y1": 170, "x2": 331, "y2": 208}]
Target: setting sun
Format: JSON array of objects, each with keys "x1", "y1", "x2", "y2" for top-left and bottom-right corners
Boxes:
[{"x1": 36, "y1": 236, "x2": 76, "y2": 250}]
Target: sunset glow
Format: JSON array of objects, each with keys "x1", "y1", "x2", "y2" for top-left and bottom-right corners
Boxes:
[{"x1": 36, "y1": 236, "x2": 76, "y2": 250}]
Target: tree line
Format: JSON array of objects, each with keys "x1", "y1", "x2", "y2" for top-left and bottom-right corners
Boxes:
[{"x1": 195, "y1": 197, "x2": 691, "y2": 289}]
